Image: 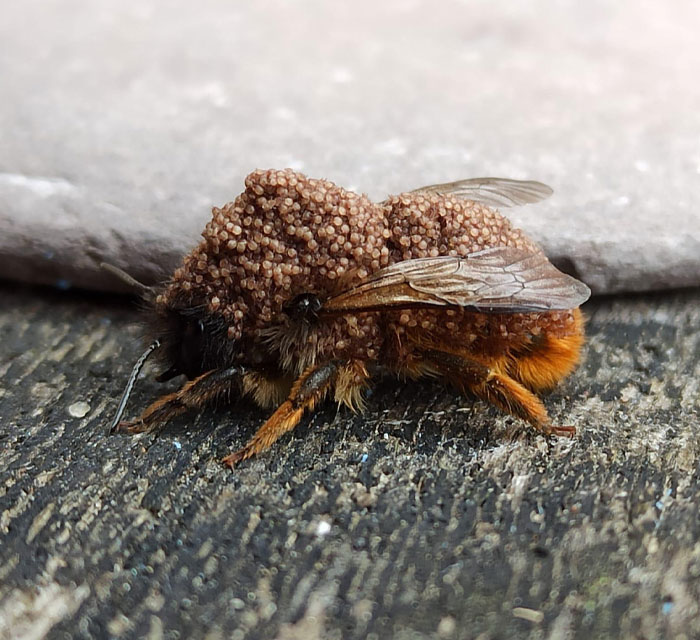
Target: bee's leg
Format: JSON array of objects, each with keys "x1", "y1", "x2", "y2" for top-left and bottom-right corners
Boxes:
[
  {"x1": 333, "y1": 360, "x2": 370, "y2": 412},
  {"x1": 422, "y1": 350, "x2": 574, "y2": 437},
  {"x1": 115, "y1": 365, "x2": 247, "y2": 434},
  {"x1": 222, "y1": 361, "x2": 340, "y2": 467}
]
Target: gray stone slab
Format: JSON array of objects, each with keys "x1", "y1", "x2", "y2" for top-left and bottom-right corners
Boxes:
[
  {"x1": 1, "y1": 0, "x2": 699, "y2": 295},
  {"x1": 1, "y1": 283, "x2": 699, "y2": 638}
]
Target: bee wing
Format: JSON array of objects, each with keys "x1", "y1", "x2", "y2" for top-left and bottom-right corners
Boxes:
[
  {"x1": 407, "y1": 177, "x2": 553, "y2": 208},
  {"x1": 321, "y1": 246, "x2": 590, "y2": 314}
]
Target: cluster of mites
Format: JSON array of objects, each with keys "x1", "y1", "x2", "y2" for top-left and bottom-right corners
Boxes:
[{"x1": 158, "y1": 169, "x2": 575, "y2": 352}]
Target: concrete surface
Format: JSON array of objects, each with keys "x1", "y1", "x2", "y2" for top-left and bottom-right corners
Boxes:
[
  {"x1": 1, "y1": 0, "x2": 700, "y2": 295},
  {"x1": 0, "y1": 283, "x2": 699, "y2": 639}
]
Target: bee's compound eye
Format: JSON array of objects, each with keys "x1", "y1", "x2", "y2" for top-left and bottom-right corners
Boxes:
[
  {"x1": 198, "y1": 320, "x2": 205, "y2": 333},
  {"x1": 283, "y1": 293, "x2": 322, "y2": 320}
]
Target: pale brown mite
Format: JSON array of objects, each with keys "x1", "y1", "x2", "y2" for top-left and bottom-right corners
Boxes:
[{"x1": 106, "y1": 169, "x2": 590, "y2": 466}]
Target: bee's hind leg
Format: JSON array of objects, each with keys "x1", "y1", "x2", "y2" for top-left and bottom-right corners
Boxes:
[
  {"x1": 421, "y1": 350, "x2": 574, "y2": 437},
  {"x1": 114, "y1": 365, "x2": 247, "y2": 434},
  {"x1": 222, "y1": 360, "x2": 341, "y2": 467}
]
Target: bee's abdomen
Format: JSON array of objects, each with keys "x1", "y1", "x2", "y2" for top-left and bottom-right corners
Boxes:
[
  {"x1": 385, "y1": 307, "x2": 585, "y2": 387},
  {"x1": 506, "y1": 308, "x2": 586, "y2": 391}
]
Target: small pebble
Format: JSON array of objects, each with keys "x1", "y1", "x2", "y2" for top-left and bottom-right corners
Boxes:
[
  {"x1": 231, "y1": 598, "x2": 245, "y2": 610},
  {"x1": 512, "y1": 607, "x2": 544, "y2": 624},
  {"x1": 68, "y1": 401, "x2": 90, "y2": 418},
  {"x1": 437, "y1": 616, "x2": 456, "y2": 637}
]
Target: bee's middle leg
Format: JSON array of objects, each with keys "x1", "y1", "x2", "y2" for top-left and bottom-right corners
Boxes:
[
  {"x1": 421, "y1": 349, "x2": 574, "y2": 437},
  {"x1": 114, "y1": 365, "x2": 248, "y2": 434},
  {"x1": 222, "y1": 360, "x2": 342, "y2": 467}
]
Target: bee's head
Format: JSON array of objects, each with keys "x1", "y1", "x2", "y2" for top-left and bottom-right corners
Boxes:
[
  {"x1": 102, "y1": 263, "x2": 239, "y2": 430},
  {"x1": 101, "y1": 262, "x2": 237, "y2": 381},
  {"x1": 149, "y1": 305, "x2": 229, "y2": 381}
]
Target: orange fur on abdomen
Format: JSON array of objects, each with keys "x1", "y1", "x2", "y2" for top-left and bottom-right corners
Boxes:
[
  {"x1": 393, "y1": 307, "x2": 585, "y2": 395},
  {"x1": 507, "y1": 308, "x2": 585, "y2": 392}
]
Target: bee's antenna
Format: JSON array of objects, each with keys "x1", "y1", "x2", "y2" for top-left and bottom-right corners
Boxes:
[
  {"x1": 109, "y1": 339, "x2": 161, "y2": 433},
  {"x1": 101, "y1": 263, "x2": 155, "y2": 299}
]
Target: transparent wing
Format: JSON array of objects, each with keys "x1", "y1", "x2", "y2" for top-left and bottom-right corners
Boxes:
[
  {"x1": 408, "y1": 177, "x2": 553, "y2": 208},
  {"x1": 321, "y1": 246, "x2": 590, "y2": 315}
]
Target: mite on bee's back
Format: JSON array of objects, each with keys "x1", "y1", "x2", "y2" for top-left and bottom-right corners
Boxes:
[{"x1": 106, "y1": 169, "x2": 590, "y2": 467}]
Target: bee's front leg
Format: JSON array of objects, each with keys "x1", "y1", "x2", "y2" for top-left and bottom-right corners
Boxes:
[
  {"x1": 114, "y1": 365, "x2": 248, "y2": 434},
  {"x1": 222, "y1": 360, "x2": 341, "y2": 467}
]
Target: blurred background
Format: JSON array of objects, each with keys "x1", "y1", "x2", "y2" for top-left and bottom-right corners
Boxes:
[{"x1": 1, "y1": 0, "x2": 699, "y2": 294}]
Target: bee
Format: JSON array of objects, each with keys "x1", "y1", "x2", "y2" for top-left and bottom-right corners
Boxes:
[{"x1": 105, "y1": 169, "x2": 590, "y2": 467}]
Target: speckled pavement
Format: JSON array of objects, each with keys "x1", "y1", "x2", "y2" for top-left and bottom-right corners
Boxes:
[{"x1": 1, "y1": 283, "x2": 698, "y2": 639}]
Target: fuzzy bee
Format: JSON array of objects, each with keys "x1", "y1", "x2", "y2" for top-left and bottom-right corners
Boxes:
[{"x1": 106, "y1": 169, "x2": 590, "y2": 466}]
